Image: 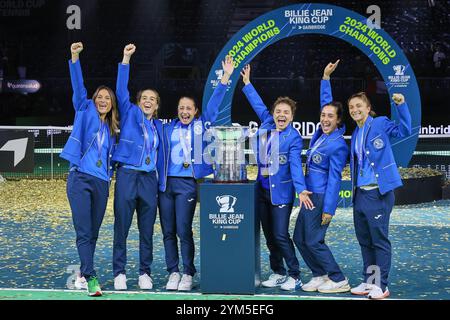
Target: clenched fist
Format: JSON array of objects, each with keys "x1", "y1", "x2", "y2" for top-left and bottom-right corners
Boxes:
[
  {"x1": 123, "y1": 44, "x2": 136, "y2": 57},
  {"x1": 71, "y1": 42, "x2": 83, "y2": 55},
  {"x1": 392, "y1": 93, "x2": 405, "y2": 105}
]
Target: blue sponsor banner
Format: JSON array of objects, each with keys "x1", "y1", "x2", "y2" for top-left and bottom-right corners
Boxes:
[{"x1": 203, "y1": 3, "x2": 421, "y2": 167}]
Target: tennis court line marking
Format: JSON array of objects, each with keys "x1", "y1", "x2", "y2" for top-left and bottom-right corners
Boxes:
[{"x1": 0, "y1": 288, "x2": 408, "y2": 300}]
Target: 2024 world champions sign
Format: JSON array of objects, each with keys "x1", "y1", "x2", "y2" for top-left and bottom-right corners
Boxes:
[{"x1": 203, "y1": 3, "x2": 421, "y2": 168}]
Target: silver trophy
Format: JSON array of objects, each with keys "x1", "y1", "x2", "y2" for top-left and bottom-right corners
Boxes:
[{"x1": 211, "y1": 126, "x2": 249, "y2": 183}]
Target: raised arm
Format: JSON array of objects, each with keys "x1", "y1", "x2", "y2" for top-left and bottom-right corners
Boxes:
[
  {"x1": 116, "y1": 44, "x2": 136, "y2": 115},
  {"x1": 241, "y1": 64, "x2": 271, "y2": 122},
  {"x1": 68, "y1": 42, "x2": 88, "y2": 111},
  {"x1": 320, "y1": 59, "x2": 339, "y2": 108},
  {"x1": 202, "y1": 55, "x2": 234, "y2": 123},
  {"x1": 384, "y1": 93, "x2": 412, "y2": 138}
]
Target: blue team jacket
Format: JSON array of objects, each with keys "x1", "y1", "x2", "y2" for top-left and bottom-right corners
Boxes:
[
  {"x1": 321, "y1": 79, "x2": 412, "y2": 197},
  {"x1": 243, "y1": 83, "x2": 306, "y2": 205},
  {"x1": 113, "y1": 63, "x2": 166, "y2": 186},
  {"x1": 60, "y1": 60, "x2": 117, "y2": 180},
  {"x1": 302, "y1": 79, "x2": 349, "y2": 215},
  {"x1": 159, "y1": 82, "x2": 227, "y2": 192},
  {"x1": 305, "y1": 125, "x2": 348, "y2": 215}
]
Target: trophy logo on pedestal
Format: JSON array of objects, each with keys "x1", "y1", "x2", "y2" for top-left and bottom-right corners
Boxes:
[{"x1": 216, "y1": 195, "x2": 237, "y2": 213}]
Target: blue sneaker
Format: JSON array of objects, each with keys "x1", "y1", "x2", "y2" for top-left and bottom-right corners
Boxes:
[{"x1": 280, "y1": 276, "x2": 302, "y2": 291}]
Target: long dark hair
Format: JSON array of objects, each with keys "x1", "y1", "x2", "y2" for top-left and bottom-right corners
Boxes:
[
  {"x1": 323, "y1": 101, "x2": 345, "y2": 128},
  {"x1": 178, "y1": 96, "x2": 199, "y2": 117},
  {"x1": 92, "y1": 85, "x2": 119, "y2": 137}
]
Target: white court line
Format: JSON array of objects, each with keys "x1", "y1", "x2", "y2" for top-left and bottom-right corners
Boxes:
[
  {"x1": 290, "y1": 211, "x2": 450, "y2": 228},
  {"x1": 0, "y1": 287, "x2": 409, "y2": 300},
  {"x1": 324, "y1": 220, "x2": 450, "y2": 228}
]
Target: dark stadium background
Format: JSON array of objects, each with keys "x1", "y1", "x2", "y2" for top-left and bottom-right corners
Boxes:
[{"x1": 0, "y1": 0, "x2": 448, "y2": 131}]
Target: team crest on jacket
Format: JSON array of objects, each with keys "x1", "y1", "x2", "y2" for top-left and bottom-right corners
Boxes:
[
  {"x1": 279, "y1": 155, "x2": 287, "y2": 165},
  {"x1": 373, "y1": 138, "x2": 385, "y2": 149},
  {"x1": 312, "y1": 154, "x2": 322, "y2": 164}
]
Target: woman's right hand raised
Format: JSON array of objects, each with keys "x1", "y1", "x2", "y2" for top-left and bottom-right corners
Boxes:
[
  {"x1": 71, "y1": 42, "x2": 83, "y2": 55},
  {"x1": 70, "y1": 42, "x2": 83, "y2": 63},
  {"x1": 240, "y1": 64, "x2": 251, "y2": 85},
  {"x1": 124, "y1": 44, "x2": 136, "y2": 57},
  {"x1": 122, "y1": 44, "x2": 136, "y2": 64},
  {"x1": 323, "y1": 59, "x2": 340, "y2": 80}
]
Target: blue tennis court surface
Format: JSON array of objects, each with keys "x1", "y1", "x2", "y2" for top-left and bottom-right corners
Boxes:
[{"x1": 0, "y1": 189, "x2": 448, "y2": 300}]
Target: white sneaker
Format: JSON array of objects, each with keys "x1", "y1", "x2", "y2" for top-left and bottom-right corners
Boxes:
[
  {"x1": 280, "y1": 276, "x2": 302, "y2": 291},
  {"x1": 74, "y1": 275, "x2": 87, "y2": 290},
  {"x1": 138, "y1": 274, "x2": 153, "y2": 290},
  {"x1": 261, "y1": 274, "x2": 287, "y2": 288},
  {"x1": 367, "y1": 286, "x2": 390, "y2": 300},
  {"x1": 317, "y1": 278, "x2": 351, "y2": 293},
  {"x1": 351, "y1": 282, "x2": 375, "y2": 295},
  {"x1": 114, "y1": 274, "x2": 127, "y2": 290},
  {"x1": 301, "y1": 275, "x2": 329, "y2": 292},
  {"x1": 178, "y1": 274, "x2": 193, "y2": 291},
  {"x1": 166, "y1": 272, "x2": 181, "y2": 290}
]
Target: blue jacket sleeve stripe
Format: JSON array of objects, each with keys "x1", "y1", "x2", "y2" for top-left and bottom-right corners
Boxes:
[
  {"x1": 68, "y1": 59, "x2": 88, "y2": 111},
  {"x1": 202, "y1": 82, "x2": 227, "y2": 124},
  {"x1": 383, "y1": 102, "x2": 412, "y2": 138},
  {"x1": 116, "y1": 63, "x2": 133, "y2": 116},
  {"x1": 290, "y1": 133, "x2": 306, "y2": 194},
  {"x1": 242, "y1": 83, "x2": 271, "y2": 123},
  {"x1": 320, "y1": 79, "x2": 333, "y2": 109},
  {"x1": 323, "y1": 143, "x2": 349, "y2": 215}
]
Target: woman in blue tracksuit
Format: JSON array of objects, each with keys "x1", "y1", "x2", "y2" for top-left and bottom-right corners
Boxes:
[
  {"x1": 324, "y1": 62, "x2": 412, "y2": 299},
  {"x1": 293, "y1": 60, "x2": 350, "y2": 294},
  {"x1": 60, "y1": 42, "x2": 119, "y2": 297},
  {"x1": 159, "y1": 55, "x2": 234, "y2": 291},
  {"x1": 112, "y1": 44, "x2": 165, "y2": 291},
  {"x1": 241, "y1": 64, "x2": 304, "y2": 291}
]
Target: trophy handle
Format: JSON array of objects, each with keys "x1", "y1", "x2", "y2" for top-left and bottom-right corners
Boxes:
[
  {"x1": 216, "y1": 196, "x2": 220, "y2": 202},
  {"x1": 231, "y1": 196, "x2": 237, "y2": 208}
]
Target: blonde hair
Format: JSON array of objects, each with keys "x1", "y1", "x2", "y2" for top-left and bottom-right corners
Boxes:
[{"x1": 137, "y1": 89, "x2": 160, "y2": 118}]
